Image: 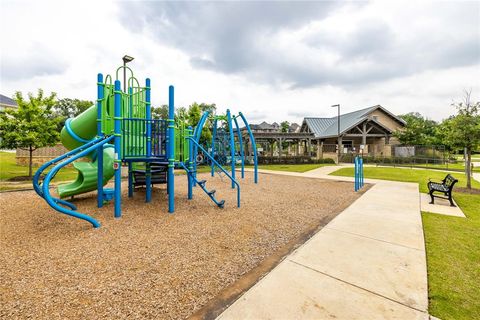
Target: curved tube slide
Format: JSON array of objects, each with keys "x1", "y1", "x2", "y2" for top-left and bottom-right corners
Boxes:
[
  {"x1": 42, "y1": 136, "x2": 115, "y2": 228},
  {"x1": 57, "y1": 105, "x2": 115, "y2": 198}
]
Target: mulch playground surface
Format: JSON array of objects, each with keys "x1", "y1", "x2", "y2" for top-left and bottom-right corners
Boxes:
[{"x1": 0, "y1": 173, "x2": 368, "y2": 319}]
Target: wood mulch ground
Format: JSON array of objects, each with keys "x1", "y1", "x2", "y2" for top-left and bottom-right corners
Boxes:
[{"x1": 0, "y1": 173, "x2": 367, "y2": 319}]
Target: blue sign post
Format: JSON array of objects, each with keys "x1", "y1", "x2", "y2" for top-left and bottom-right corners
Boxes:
[{"x1": 354, "y1": 155, "x2": 364, "y2": 192}]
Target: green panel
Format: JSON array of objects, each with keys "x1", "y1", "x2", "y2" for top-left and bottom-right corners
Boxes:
[
  {"x1": 101, "y1": 84, "x2": 115, "y2": 135},
  {"x1": 174, "y1": 124, "x2": 191, "y2": 163},
  {"x1": 57, "y1": 146, "x2": 115, "y2": 198},
  {"x1": 60, "y1": 104, "x2": 98, "y2": 158}
]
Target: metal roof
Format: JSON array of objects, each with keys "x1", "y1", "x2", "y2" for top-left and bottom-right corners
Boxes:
[
  {"x1": 302, "y1": 105, "x2": 404, "y2": 138},
  {"x1": 0, "y1": 94, "x2": 17, "y2": 107}
]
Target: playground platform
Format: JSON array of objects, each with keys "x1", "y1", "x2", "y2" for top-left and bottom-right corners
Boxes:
[{"x1": 218, "y1": 168, "x2": 429, "y2": 319}]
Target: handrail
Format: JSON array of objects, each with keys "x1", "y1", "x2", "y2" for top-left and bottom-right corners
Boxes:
[
  {"x1": 238, "y1": 112, "x2": 258, "y2": 183},
  {"x1": 42, "y1": 136, "x2": 115, "y2": 228},
  {"x1": 187, "y1": 137, "x2": 240, "y2": 207},
  {"x1": 33, "y1": 136, "x2": 107, "y2": 210}
]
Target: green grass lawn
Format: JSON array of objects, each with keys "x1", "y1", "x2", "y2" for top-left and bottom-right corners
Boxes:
[
  {"x1": 331, "y1": 166, "x2": 480, "y2": 319},
  {"x1": 422, "y1": 193, "x2": 480, "y2": 320},
  {"x1": 374, "y1": 162, "x2": 480, "y2": 173},
  {"x1": 330, "y1": 166, "x2": 480, "y2": 192},
  {"x1": 176, "y1": 163, "x2": 334, "y2": 175},
  {"x1": 0, "y1": 151, "x2": 78, "y2": 183},
  {"x1": 412, "y1": 162, "x2": 480, "y2": 173},
  {"x1": 454, "y1": 154, "x2": 480, "y2": 161},
  {"x1": 247, "y1": 163, "x2": 335, "y2": 173}
]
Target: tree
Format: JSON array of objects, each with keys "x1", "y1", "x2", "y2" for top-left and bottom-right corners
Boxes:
[
  {"x1": 186, "y1": 102, "x2": 216, "y2": 144},
  {"x1": 53, "y1": 98, "x2": 93, "y2": 129},
  {"x1": 152, "y1": 105, "x2": 169, "y2": 120},
  {"x1": 280, "y1": 121, "x2": 290, "y2": 133},
  {"x1": 0, "y1": 90, "x2": 60, "y2": 178},
  {"x1": 394, "y1": 112, "x2": 438, "y2": 145},
  {"x1": 443, "y1": 91, "x2": 480, "y2": 189}
]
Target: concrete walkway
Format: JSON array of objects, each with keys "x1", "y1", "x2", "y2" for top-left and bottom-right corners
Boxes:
[{"x1": 219, "y1": 168, "x2": 428, "y2": 319}]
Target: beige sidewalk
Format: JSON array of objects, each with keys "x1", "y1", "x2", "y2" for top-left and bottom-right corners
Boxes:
[{"x1": 219, "y1": 168, "x2": 428, "y2": 319}]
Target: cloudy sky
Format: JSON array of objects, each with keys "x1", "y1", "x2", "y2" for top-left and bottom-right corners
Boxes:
[{"x1": 1, "y1": 0, "x2": 479, "y2": 123}]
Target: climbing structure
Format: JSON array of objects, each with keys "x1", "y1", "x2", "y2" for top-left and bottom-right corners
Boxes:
[{"x1": 33, "y1": 65, "x2": 258, "y2": 228}]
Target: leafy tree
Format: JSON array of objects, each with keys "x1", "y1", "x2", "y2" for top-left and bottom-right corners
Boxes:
[
  {"x1": 442, "y1": 91, "x2": 480, "y2": 189},
  {"x1": 152, "y1": 105, "x2": 169, "y2": 120},
  {"x1": 161, "y1": 102, "x2": 217, "y2": 144},
  {"x1": 198, "y1": 102, "x2": 216, "y2": 115},
  {"x1": 53, "y1": 98, "x2": 93, "y2": 129},
  {"x1": 187, "y1": 102, "x2": 216, "y2": 144},
  {"x1": 187, "y1": 102, "x2": 202, "y2": 127},
  {"x1": 280, "y1": 121, "x2": 290, "y2": 133},
  {"x1": 175, "y1": 106, "x2": 188, "y2": 121},
  {"x1": 394, "y1": 112, "x2": 438, "y2": 145},
  {"x1": 0, "y1": 90, "x2": 60, "y2": 178}
]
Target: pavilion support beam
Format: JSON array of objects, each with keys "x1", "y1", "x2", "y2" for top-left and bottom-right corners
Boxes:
[
  {"x1": 362, "y1": 122, "x2": 367, "y2": 146},
  {"x1": 316, "y1": 139, "x2": 323, "y2": 159}
]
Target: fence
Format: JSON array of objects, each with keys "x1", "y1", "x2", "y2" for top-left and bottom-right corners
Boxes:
[
  {"x1": 16, "y1": 144, "x2": 69, "y2": 166},
  {"x1": 338, "y1": 145, "x2": 469, "y2": 171}
]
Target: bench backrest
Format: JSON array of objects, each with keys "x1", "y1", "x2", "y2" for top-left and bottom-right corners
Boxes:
[{"x1": 443, "y1": 174, "x2": 458, "y2": 189}]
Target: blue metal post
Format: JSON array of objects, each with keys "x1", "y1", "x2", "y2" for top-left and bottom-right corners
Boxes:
[
  {"x1": 355, "y1": 156, "x2": 359, "y2": 191},
  {"x1": 226, "y1": 109, "x2": 235, "y2": 188},
  {"x1": 233, "y1": 116, "x2": 245, "y2": 179},
  {"x1": 354, "y1": 156, "x2": 356, "y2": 191},
  {"x1": 145, "y1": 78, "x2": 152, "y2": 203},
  {"x1": 239, "y1": 112, "x2": 258, "y2": 183},
  {"x1": 114, "y1": 80, "x2": 122, "y2": 218},
  {"x1": 96, "y1": 73, "x2": 104, "y2": 208},
  {"x1": 211, "y1": 118, "x2": 217, "y2": 177},
  {"x1": 360, "y1": 157, "x2": 364, "y2": 188},
  {"x1": 188, "y1": 126, "x2": 194, "y2": 199},
  {"x1": 167, "y1": 85, "x2": 175, "y2": 213}
]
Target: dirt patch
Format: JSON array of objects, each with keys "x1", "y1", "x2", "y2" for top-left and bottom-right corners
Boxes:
[
  {"x1": 0, "y1": 173, "x2": 368, "y2": 319},
  {"x1": 6, "y1": 175, "x2": 35, "y2": 182}
]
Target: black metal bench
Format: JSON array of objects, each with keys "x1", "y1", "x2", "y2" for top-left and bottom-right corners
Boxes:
[
  {"x1": 132, "y1": 163, "x2": 167, "y2": 188},
  {"x1": 427, "y1": 174, "x2": 458, "y2": 206}
]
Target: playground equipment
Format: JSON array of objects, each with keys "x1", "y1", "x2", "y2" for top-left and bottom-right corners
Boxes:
[
  {"x1": 33, "y1": 66, "x2": 258, "y2": 228},
  {"x1": 190, "y1": 111, "x2": 258, "y2": 189},
  {"x1": 354, "y1": 155, "x2": 364, "y2": 191}
]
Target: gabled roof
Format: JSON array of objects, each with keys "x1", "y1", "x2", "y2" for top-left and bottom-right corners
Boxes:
[
  {"x1": 0, "y1": 94, "x2": 17, "y2": 107},
  {"x1": 302, "y1": 105, "x2": 405, "y2": 138}
]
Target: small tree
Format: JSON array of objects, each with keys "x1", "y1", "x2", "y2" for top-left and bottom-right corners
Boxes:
[
  {"x1": 0, "y1": 90, "x2": 60, "y2": 178},
  {"x1": 52, "y1": 98, "x2": 93, "y2": 129},
  {"x1": 444, "y1": 91, "x2": 480, "y2": 189},
  {"x1": 152, "y1": 105, "x2": 169, "y2": 120},
  {"x1": 394, "y1": 112, "x2": 438, "y2": 145},
  {"x1": 280, "y1": 121, "x2": 290, "y2": 133}
]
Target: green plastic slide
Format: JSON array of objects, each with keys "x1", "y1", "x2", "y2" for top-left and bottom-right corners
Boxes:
[{"x1": 57, "y1": 105, "x2": 115, "y2": 198}]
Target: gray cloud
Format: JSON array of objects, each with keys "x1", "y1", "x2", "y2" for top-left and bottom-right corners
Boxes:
[
  {"x1": 1, "y1": 43, "x2": 67, "y2": 81},
  {"x1": 119, "y1": 1, "x2": 480, "y2": 89}
]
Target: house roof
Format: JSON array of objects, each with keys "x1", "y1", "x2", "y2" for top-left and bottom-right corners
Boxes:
[
  {"x1": 289, "y1": 123, "x2": 300, "y2": 132},
  {"x1": 248, "y1": 121, "x2": 279, "y2": 131},
  {"x1": 302, "y1": 105, "x2": 405, "y2": 138},
  {"x1": 0, "y1": 94, "x2": 17, "y2": 107}
]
